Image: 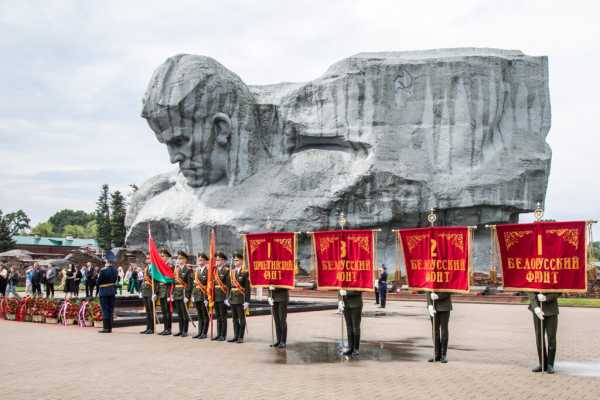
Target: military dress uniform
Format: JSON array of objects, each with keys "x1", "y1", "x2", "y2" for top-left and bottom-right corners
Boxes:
[
  {"x1": 212, "y1": 265, "x2": 230, "y2": 341},
  {"x1": 528, "y1": 292, "x2": 560, "y2": 373},
  {"x1": 426, "y1": 292, "x2": 452, "y2": 363},
  {"x1": 270, "y1": 287, "x2": 289, "y2": 348},
  {"x1": 342, "y1": 290, "x2": 363, "y2": 357},
  {"x1": 227, "y1": 267, "x2": 251, "y2": 343},
  {"x1": 158, "y1": 277, "x2": 173, "y2": 335},
  {"x1": 192, "y1": 265, "x2": 210, "y2": 339},
  {"x1": 140, "y1": 266, "x2": 156, "y2": 334},
  {"x1": 172, "y1": 264, "x2": 193, "y2": 337},
  {"x1": 96, "y1": 263, "x2": 118, "y2": 333}
]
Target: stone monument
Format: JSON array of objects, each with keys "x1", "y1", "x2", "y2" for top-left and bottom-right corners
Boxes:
[{"x1": 125, "y1": 48, "x2": 551, "y2": 272}]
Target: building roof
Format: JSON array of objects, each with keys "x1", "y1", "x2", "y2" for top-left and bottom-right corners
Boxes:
[{"x1": 14, "y1": 235, "x2": 98, "y2": 248}]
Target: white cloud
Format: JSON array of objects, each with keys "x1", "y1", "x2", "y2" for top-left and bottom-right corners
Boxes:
[{"x1": 0, "y1": 0, "x2": 598, "y2": 238}]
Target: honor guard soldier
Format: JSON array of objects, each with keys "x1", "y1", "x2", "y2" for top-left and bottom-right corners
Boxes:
[
  {"x1": 426, "y1": 292, "x2": 452, "y2": 363},
  {"x1": 268, "y1": 285, "x2": 289, "y2": 348},
  {"x1": 529, "y1": 292, "x2": 560, "y2": 374},
  {"x1": 212, "y1": 252, "x2": 229, "y2": 341},
  {"x1": 339, "y1": 289, "x2": 362, "y2": 358},
  {"x1": 140, "y1": 255, "x2": 156, "y2": 334},
  {"x1": 157, "y1": 249, "x2": 174, "y2": 336},
  {"x1": 227, "y1": 252, "x2": 250, "y2": 343},
  {"x1": 96, "y1": 258, "x2": 118, "y2": 333},
  {"x1": 173, "y1": 251, "x2": 193, "y2": 337},
  {"x1": 192, "y1": 253, "x2": 210, "y2": 339}
]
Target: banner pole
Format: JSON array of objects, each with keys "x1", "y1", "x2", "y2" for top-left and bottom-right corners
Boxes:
[
  {"x1": 264, "y1": 218, "x2": 276, "y2": 347},
  {"x1": 540, "y1": 298, "x2": 544, "y2": 373},
  {"x1": 339, "y1": 211, "x2": 346, "y2": 354},
  {"x1": 428, "y1": 208, "x2": 437, "y2": 361}
]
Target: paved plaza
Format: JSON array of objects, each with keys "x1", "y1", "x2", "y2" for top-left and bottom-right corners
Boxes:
[{"x1": 1, "y1": 300, "x2": 600, "y2": 399}]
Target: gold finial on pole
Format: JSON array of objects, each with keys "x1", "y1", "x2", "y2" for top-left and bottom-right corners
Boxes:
[
  {"x1": 427, "y1": 208, "x2": 437, "y2": 227},
  {"x1": 338, "y1": 211, "x2": 347, "y2": 230},
  {"x1": 534, "y1": 202, "x2": 544, "y2": 222},
  {"x1": 265, "y1": 215, "x2": 273, "y2": 231}
]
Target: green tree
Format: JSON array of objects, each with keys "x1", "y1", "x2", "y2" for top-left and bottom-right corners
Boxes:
[
  {"x1": 63, "y1": 224, "x2": 87, "y2": 238},
  {"x1": 3, "y1": 209, "x2": 31, "y2": 235},
  {"x1": 31, "y1": 222, "x2": 55, "y2": 237},
  {"x1": 0, "y1": 211, "x2": 16, "y2": 251},
  {"x1": 48, "y1": 209, "x2": 95, "y2": 235},
  {"x1": 85, "y1": 220, "x2": 97, "y2": 238},
  {"x1": 96, "y1": 184, "x2": 112, "y2": 250},
  {"x1": 110, "y1": 190, "x2": 127, "y2": 247}
]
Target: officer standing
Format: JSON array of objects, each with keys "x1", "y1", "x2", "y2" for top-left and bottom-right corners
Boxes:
[
  {"x1": 378, "y1": 265, "x2": 388, "y2": 308},
  {"x1": 529, "y1": 292, "x2": 560, "y2": 374},
  {"x1": 192, "y1": 253, "x2": 210, "y2": 339},
  {"x1": 426, "y1": 291, "x2": 452, "y2": 363},
  {"x1": 172, "y1": 251, "x2": 193, "y2": 337},
  {"x1": 339, "y1": 289, "x2": 363, "y2": 358},
  {"x1": 268, "y1": 285, "x2": 289, "y2": 348},
  {"x1": 139, "y1": 255, "x2": 156, "y2": 334},
  {"x1": 227, "y1": 253, "x2": 250, "y2": 343},
  {"x1": 211, "y1": 252, "x2": 229, "y2": 341},
  {"x1": 96, "y1": 258, "x2": 118, "y2": 333},
  {"x1": 157, "y1": 249, "x2": 174, "y2": 336}
]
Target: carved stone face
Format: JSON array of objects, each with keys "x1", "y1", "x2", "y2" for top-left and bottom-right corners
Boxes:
[{"x1": 142, "y1": 54, "x2": 252, "y2": 188}]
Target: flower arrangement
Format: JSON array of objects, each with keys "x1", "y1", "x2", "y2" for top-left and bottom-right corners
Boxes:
[
  {"x1": 5, "y1": 297, "x2": 19, "y2": 320},
  {"x1": 44, "y1": 299, "x2": 60, "y2": 323},
  {"x1": 17, "y1": 296, "x2": 33, "y2": 321},
  {"x1": 31, "y1": 297, "x2": 47, "y2": 322},
  {"x1": 92, "y1": 302, "x2": 103, "y2": 322},
  {"x1": 78, "y1": 301, "x2": 96, "y2": 327}
]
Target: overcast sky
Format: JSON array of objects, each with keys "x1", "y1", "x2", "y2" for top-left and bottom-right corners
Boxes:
[{"x1": 0, "y1": 0, "x2": 598, "y2": 237}]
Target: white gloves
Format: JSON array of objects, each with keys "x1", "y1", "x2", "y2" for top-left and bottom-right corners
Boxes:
[
  {"x1": 168, "y1": 296, "x2": 173, "y2": 302},
  {"x1": 138, "y1": 292, "x2": 143, "y2": 299},
  {"x1": 537, "y1": 293, "x2": 547, "y2": 302},
  {"x1": 428, "y1": 305, "x2": 436, "y2": 318},
  {"x1": 269, "y1": 285, "x2": 275, "y2": 291},
  {"x1": 430, "y1": 292, "x2": 439, "y2": 301},
  {"x1": 534, "y1": 306, "x2": 544, "y2": 320},
  {"x1": 224, "y1": 299, "x2": 230, "y2": 307},
  {"x1": 338, "y1": 300, "x2": 345, "y2": 312},
  {"x1": 184, "y1": 297, "x2": 189, "y2": 304},
  {"x1": 243, "y1": 302, "x2": 249, "y2": 310},
  {"x1": 268, "y1": 297, "x2": 274, "y2": 306},
  {"x1": 339, "y1": 289, "x2": 347, "y2": 296},
  {"x1": 152, "y1": 294, "x2": 157, "y2": 302},
  {"x1": 203, "y1": 300, "x2": 208, "y2": 307}
]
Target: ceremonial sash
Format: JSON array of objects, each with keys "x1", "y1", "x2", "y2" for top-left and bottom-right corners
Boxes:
[
  {"x1": 230, "y1": 270, "x2": 245, "y2": 294},
  {"x1": 174, "y1": 266, "x2": 188, "y2": 289},
  {"x1": 214, "y1": 269, "x2": 228, "y2": 294},
  {"x1": 194, "y1": 269, "x2": 208, "y2": 295}
]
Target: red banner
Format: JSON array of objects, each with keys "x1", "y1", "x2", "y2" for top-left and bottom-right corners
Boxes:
[
  {"x1": 398, "y1": 227, "x2": 472, "y2": 293},
  {"x1": 312, "y1": 230, "x2": 375, "y2": 291},
  {"x1": 245, "y1": 232, "x2": 296, "y2": 289},
  {"x1": 495, "y1": 221, "x2": 588, "y2": 293}
]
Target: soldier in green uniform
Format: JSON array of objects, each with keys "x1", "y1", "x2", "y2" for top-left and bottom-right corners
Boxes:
[
  {"x1": 211, "y1": 252, "x2": 229, "y2": 341},
  {"x1": 426, "y1": 291, "x2": 452, "y2": 363},
  {"x1": 157, "y1": 249, "x2": 174, "y2": 336},
  {"x1": 528, "y1": 292, "x2": 560, "y2": 374},
  {"x1": 139, "y1": 255, "x2": 156, "y2": 334},
  {"x1": 339, "y1": 289, "x2": 363, "y2": 359},
  {"x1": 172, "y1": 251, "x2": 193, "y2": 337},
  {"x1": 268, "y1": 285, "x2": 289, "y2": 348},
  {"x1": 227, "y1": 252, "x2": 251, "y2": 343},
  {"x1": 192, "y1": 253, "x2": 210, "y2": 339}
]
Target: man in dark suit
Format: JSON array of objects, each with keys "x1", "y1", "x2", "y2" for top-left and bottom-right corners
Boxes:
[
  {"x1": 427, "y1": 291, "x2": 452, "y2": 363},
  {"x1": 378, "y1": 265, "x2": 388, "y2": 308},
  {"x1": 528, "y1": 292, "x2": 560, "y2": 374},
  {"x1": 269, "y1": 285, "x2": 289, "y2": 348},
  {"x1": 96, "y1": 258, "x2": 118, "y2": 333},
  {"x1": 340, "y1": 289, "x2": 363, "y2": 359},
  {"x1": 211, "y1": 252, "x2": 229, "y2": 341},
  {"x1": 31, "y1": 263, "x2": 42, "y2": 297},
  {"x1": 227, "y1": 252, "x2": 251, "y2": 343}
]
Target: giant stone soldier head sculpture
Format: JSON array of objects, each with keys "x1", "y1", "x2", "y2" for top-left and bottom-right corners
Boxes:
[{"x1": 126, "y1": 49, "x2": 551, "y2": 271}]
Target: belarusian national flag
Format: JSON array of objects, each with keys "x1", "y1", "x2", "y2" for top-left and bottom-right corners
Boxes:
[{"x1": 148, "y1": 225, "x2": 174, "y2": 284}]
